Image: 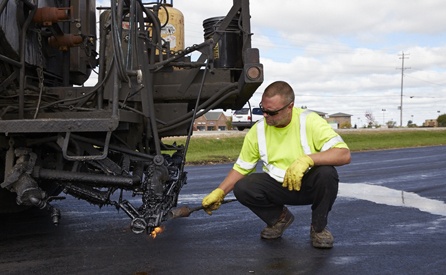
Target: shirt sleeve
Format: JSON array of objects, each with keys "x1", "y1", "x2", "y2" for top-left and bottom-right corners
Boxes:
[
  {"x1": 306, "y1": 112, "x2": 349, "y2": 152},
  {"x1": 232, "y1": 124, "x2": 261, "y2": 175}
]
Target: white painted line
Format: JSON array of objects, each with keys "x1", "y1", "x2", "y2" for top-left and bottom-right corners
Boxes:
[{"x1": 339, "y1": 182, "x2": 446, "y2": 217}]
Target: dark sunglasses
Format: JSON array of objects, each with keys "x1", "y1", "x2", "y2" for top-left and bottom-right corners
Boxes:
[{"x1": 259, "y1": 101, "x2": 293, "y2": 116}]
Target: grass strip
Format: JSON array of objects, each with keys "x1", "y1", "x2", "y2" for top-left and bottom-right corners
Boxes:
[{"x1": 163, "y1": 129, "x2": 446, "y2": 165}]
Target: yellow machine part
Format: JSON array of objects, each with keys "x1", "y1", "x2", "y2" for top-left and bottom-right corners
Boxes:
[{"x1": 158, "y1": 4, "x2": 184, "y2": 52}]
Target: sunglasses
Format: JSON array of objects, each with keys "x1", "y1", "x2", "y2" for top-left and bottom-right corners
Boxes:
[{"x1": 259, "y1": 101, "x2": 293, "y2": 116}]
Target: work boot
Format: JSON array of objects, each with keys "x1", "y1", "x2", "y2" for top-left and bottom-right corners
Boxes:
[
  {"x1": 310, "y1": 226, "x2": 334, "y2": 248},
  {"x1": 260, "y1": 207, "x2": 294, "y2": 239}
]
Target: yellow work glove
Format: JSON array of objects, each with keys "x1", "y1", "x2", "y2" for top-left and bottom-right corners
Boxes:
[
  {"x1": 202, "y1": 188, "x2": 226, "y2": 215},
  {"x1": 282, "y1": 155, "x2": 314, "y2": 191}
]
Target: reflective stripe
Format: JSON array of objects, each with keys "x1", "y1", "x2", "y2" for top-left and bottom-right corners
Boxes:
[
  {"x1": 264, "y1": 163, "x2": 286, "y2": 182},
  {"x1": 235, "y1": 157, "x2": 257, "y2": 170},
  {"x1": 321, "y1": 135, "x2": 345, "y2": 152},
  {"x1": 256, "y1": 117, "x2": 287, "y2": 182},
  {"x1": 257, "y1": 118, "x2": 267, "y2": 163},
  {"x1": 300, "y1": 110, "x2": 312, "y2": 154}
]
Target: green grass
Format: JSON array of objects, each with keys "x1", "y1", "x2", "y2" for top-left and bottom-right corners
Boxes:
[
  {"x1": 163, "y1": 129, "x2": 446, "y2": 165},
  {"x1": 164, "y1": 136, "x2": 244, "y2": 164},
  {"x1": 341, "y1": 129, "x2": 446, "y2": 151}
]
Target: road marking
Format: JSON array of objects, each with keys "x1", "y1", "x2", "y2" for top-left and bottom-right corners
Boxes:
[
  {"x1": 339, "y1": 182, "x2": 446, "y2": 217},
  {"x1": 178, "y1": 184, "x2": 446, "y2": 218}
]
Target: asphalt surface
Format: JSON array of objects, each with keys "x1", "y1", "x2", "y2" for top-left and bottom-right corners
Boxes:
[{"x1": 1, "y1": 146, "x2": 446, "y2": 275}]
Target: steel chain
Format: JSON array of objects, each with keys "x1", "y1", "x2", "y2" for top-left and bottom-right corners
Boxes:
[{"x1": 33, "y1": 29, "x2": 45, "y2": 119}]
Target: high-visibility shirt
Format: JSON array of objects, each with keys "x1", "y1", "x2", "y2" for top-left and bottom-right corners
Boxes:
[{"x1": 233, "y1": 107, "x2": 349, "y2": 182}]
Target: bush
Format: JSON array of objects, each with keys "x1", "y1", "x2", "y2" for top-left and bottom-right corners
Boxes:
[
  {"x1": 340, "y1": 122, "x2": 352, "y2": 129},
  {"x1": 438, "y1": 114, "x2": 446, "y2": 127}
]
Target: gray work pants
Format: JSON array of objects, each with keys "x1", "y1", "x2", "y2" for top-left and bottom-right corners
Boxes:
[{"x1": 233, "y1": 166, "x2": 339, "y2": 232}]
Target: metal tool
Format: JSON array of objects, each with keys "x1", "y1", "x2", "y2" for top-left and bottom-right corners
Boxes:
[{"x1": 167, "y1": 199, "x2": 237, "y2": 219}]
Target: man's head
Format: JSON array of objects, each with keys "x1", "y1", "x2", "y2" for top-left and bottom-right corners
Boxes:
[{"x1": 260, "y1": 81, "x2": 295, "y2": 127}]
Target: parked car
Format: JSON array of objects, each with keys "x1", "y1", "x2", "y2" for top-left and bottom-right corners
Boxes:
[{"x1": 232, "y1": 107, "x2": 263, "y2": 131}]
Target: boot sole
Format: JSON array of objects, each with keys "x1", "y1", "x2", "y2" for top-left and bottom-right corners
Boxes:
[{"x1": 312, "y1": 240, "x2": 333, "y2": 248}]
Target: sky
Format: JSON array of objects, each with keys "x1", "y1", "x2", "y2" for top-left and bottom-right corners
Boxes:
[{"x1": 94, "y1": 0, "x2": 446, "y2": 126}]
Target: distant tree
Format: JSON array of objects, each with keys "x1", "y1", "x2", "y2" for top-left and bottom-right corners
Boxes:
[
  {"x1": 386, "y1": 120, "x2": 396, "y2": 128},
  {"x1": 438, "y1": 114, "x2": 446, "y2": 127},
  {"x1": 365, "y1": 110, "x2": 377, "y2": 127},
  {"x1": 227, "y1": 117, "x2": 233, "y2": 130},
  {"x1": 407, "y1": 120, "x2": 417, "y2": 128}
]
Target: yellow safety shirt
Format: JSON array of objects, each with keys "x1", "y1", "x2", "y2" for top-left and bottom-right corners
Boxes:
[{"x1": 233, "y1": 107, "x2": 349, "y2": 182}]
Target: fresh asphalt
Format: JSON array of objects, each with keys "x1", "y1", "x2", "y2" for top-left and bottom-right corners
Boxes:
[{"x1": 0, "y1": 146, "x2": 445, "y2": 274}]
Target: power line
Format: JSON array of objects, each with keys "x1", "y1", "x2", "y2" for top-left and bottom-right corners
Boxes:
[{"x1": 404, "y1": 74, "x2": 446, "y2": 86}]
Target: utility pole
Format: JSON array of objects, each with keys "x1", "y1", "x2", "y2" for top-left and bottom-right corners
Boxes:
[{"x1": 398, "y1": 52, "x2": 410, "y2": 127}]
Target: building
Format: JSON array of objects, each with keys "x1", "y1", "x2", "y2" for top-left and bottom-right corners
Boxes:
[
  {"x1": 193, "y1": 111, "x2": 228, "y2": 131},
  {"x1": 423, "y1": 119, "x2": 438, "y2": 127},
  {"x1": 326, "y1": 112, "x2": 353, "y2": 129}
]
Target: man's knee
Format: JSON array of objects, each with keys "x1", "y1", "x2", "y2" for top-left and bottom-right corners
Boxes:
[
  {"x1": 305, "y1": 166, "x2": 339, "y2": 190},
  {"x1": 233, "y1": 180, "x2": 243, "y2": 198},
  {"x1": 313, "y1": 165, "x2": 338, "y2": 178}
]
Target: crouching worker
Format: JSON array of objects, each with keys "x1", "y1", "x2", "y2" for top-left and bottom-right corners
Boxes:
[{"x1": 202, "y1": 80, "x2": 351, "y2": 248}]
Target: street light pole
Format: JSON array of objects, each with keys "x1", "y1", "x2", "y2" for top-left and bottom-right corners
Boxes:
[{"x1": 382, "y1": 109, "x2": 386, "y2": 125}]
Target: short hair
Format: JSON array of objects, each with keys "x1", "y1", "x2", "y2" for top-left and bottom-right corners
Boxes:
[{"x1": 263, "y1": 81, "x2": 295, "y2": 103}]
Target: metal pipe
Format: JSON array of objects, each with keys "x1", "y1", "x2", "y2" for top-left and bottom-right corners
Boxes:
[
  {"x1": 135, "y1": 4, "x2": 162, "y2": 156},
  {"x1": 97, "y1": 9, "x2": 107, "y2": 109},
  {"x1": 0, "y1": 54, "x2": 22, "y2": 68},
  {"x1": 32, "y1": 167, "x2": 138, "y2": 187},
  {"x1": 167, "y1": 199, "x2": 237, "y2": 219}
]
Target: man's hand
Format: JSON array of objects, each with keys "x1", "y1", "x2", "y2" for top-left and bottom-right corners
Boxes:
[
  {"x1": 202, "y1": 188, "x2": 226, "y2": 215},
  {"x1": 283, "y1": 155, "x2": 314, "y2": 191}
]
